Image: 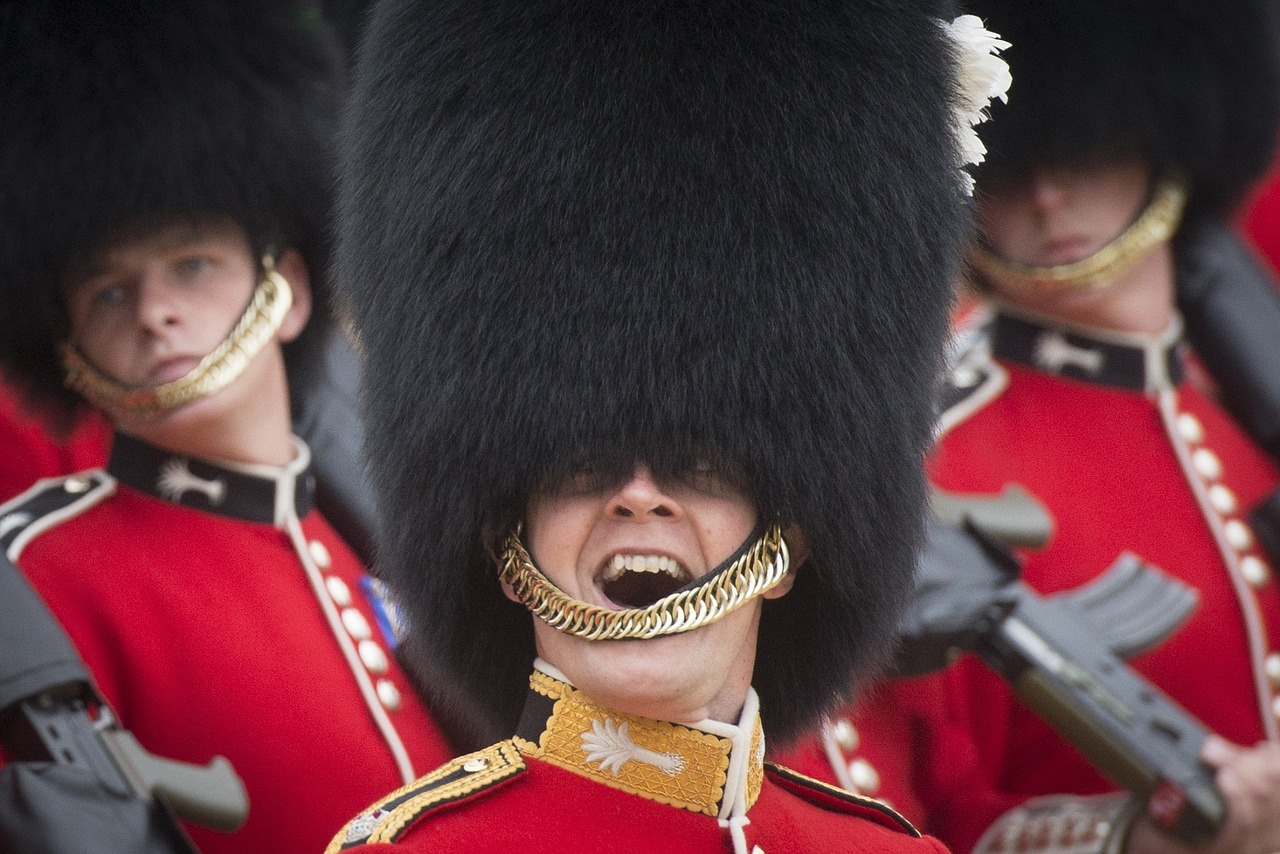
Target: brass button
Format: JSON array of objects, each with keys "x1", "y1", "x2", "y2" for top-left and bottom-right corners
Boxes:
[
  {"x1": 358, "y1": 639, "x2": 389, "y2": 675},
  {"x1": 376, "y1": 679, "x2": 401, "y2": 711},
  {"x1": 326, "y1": 576, "x2": 353, "y2": 607},
  {"x1": 848, "y1": 758, "x2": 880, "y2": 794},
  {"x1": 463, "y1": 757, "x2": 489, "y2": 773},
  {"x1": 1241, "y1": 556, "x2": 1271, "y2": 588},
  {"x1": 308, "y1": 539, "x2": 332, "y2": 569},
  {"x1": 1265, "y1": 653, "x2": 1280, "y2": 687},
  {"x1": 1175, "y1": 413, "x2": 1204, "y2": 444},
  {"x1": 830, "y1": 718, "x2": 859, "y2": 752},
  {"x1": 341, "y1": 607, "x2": 372, "y2": 641},
  {"x1": 1208, "y1": 484, "x2": 1238, "y2": 515},
  {"x1": 1224, "y1": 520, "x2": 1254, "y2": 552},
  {"x1": 1192, "y1": 449, "x2": 1222, "y2": 481},
  {"x1": 63, "y1": 475, "x2": 91, "y2": 494}
]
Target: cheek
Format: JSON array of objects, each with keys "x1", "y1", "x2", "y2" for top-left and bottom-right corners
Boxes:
[
  {"x1": 524, "y1": 502, "x2": 593, "y2": 580},
  {"x1": 71, "y1": 318, "x2": 128, "y2": 371},
  {"x1": 978, "y1": 202, "x2": 1029, "y2": 252},
  {"x1": 698, "y1": 503, "x2": 758, "y2": 564}
]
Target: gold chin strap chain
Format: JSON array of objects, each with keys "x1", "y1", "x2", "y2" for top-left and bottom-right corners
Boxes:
[
  {"x1": 62, "y1": 257, "x2": 294, "y2": 419},
  {"x1": 968, "y1": 177, "x2": 1188, "y2": 295},
  {"x1": 499, "y1": 523, "x2": 790, "y2": 641}
]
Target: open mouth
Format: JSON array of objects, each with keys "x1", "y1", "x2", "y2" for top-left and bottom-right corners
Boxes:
[{"x1": 600, "y1": 554, "x2": 693, "y2": 609}]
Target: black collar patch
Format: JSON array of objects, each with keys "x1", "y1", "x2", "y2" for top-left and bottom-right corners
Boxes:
[
  {"x1": 991, "y1": 308, "x2": 1185, "y2": 392},
  {"x1": 106, "y1": 432, "x2": 315, "y2": 525}
]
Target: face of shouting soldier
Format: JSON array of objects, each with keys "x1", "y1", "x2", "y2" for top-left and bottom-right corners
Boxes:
[
  {"x1": 61, "y1": 217, "x2": 312, "y2": 465},
  {"x1": 512, "y1": 462, "x2": 795, "y2": 726}
]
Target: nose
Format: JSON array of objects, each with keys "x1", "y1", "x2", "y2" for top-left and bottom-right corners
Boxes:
[
  {"x1": 606, "y1": 465, "x2": 680, "y2": 520},
  {"x1": 136, "y1": 269, "x2": 181, "y2": 333},
  {"x1": 1027, "y1": 167, "x2": 1070, "y2": 214}
]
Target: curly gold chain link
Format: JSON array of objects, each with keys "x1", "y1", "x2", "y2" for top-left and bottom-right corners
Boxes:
[{"x1": 499, "y1": 524, "x2": 790, "y2": 640}]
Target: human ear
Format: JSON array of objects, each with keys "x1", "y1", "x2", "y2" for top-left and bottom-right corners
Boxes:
[
  {"x1": 764, "y1": 524, "x2": 808, "y2": 599},
  {"x1": 274, "y1": 248, "x2": 312, "y2": 343},
  {"x1": 482, "y1": 523, "x2": 523, "y2": 603},
  {"x1": 498, "y1": 575, "x2": 521, "y2": 603}
]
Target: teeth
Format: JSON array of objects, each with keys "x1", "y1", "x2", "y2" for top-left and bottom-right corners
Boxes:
[{"x1": 602, "y1": 554, "x2": 686, "y2": 582}]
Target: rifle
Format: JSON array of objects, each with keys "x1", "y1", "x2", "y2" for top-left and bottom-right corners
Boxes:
[
  {"x1": 0, "y1": 553, "x2": 249, "y2": 853},
  {"x1": 895, "y1": 486, "x2": 1226, "y2": 845}
]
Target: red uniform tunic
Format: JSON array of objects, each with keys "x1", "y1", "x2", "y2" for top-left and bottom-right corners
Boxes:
[
  {"x1": 926, "y1": 305, "x2": 1280, "y2": 852},
  {"x1": 773, "y1": 675, "x2": 985, "y2": 836},
  {"x1": 1242, "y1": 154, "x2": 1280, "y2": 277},
  {"x1": 329, "y1": 664, "x2": 951, "y2": 854},
  {"x1": 0, "y1": 380, "x2": 109, "y2": 502},
  {"x1": 0, "y1": 433, "x2": 454, "y2": 854}
]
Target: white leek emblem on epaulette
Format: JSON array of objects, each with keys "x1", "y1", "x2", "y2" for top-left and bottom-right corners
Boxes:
[
  {"x1": 344, "y1": 808, "x2": 391, "y2": 845},
  {"x1": 157, "y1": 458, "x2": 226, "y2": 505},
  {"x1": 1035, "y1": 331, "x2": 1104, "y2": 376},
  {"x1": 581, "y1": 718, "x2": 686, "y2": 777},
  {"x1": 0, "y1": 511, "x2": 32, "y2": 539}
]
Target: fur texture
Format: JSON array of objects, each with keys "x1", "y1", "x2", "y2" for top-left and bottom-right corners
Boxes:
[
  {"x1": 0, "y1": 0, "x2": 343, "y2": 430},
  {"x1": 340, "y1": 0, "x2": 968, "y2": 746},
  {"x1": 968, "y1": 0, "x2": 1280, "y2": 225}
]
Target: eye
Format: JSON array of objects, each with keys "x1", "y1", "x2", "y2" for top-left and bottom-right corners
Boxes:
[
  {"x1": 559, "y1": 460, "x2": 602, "y2": 492},
  {"x1": 675, "y1": 455, "x2": 750, "y2": 499},
  {"x1": 90, "y1": 283, "x2": 127, "y2": 308},
  {"x1": 177, "y1": 256, "x2": 211, "y2": 276}
]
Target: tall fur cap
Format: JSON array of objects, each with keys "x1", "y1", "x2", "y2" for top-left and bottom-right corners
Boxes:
[
  {"x1": 0, "y1": 0, "x2": 343, "y2": 429},
  {"x1": 340, "y1": 0, "x2": 968, "y2": 746},
  {"x1": 967, "y1": 0, "x2": 1280, "y2": 224}
]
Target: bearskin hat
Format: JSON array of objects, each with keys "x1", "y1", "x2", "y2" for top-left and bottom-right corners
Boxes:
[
  {"x1": 967, "y1": 0, "x2": 1280, "y2": 226},
  {"x1": 340, "y1": 0, "x2": 969, "y2": 746},
  {"x1": 0, "y1": 0, "x2": 343, "y2": 431}
]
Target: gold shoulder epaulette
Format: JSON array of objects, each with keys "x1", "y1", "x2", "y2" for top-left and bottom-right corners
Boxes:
[
  {"x1": 763, "y1": 761, "x2": 920, "y2": 837},
  {"x1": 325, "y1": 740, "x2": 526, "y2": 853}
]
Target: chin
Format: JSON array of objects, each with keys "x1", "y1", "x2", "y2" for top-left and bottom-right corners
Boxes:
[
  {"x1": 542, "y1": 630, "x2": 733, "y2": 723},
  {"x1": 114, "y1": 384, "x2": 240, "y2": 448}
]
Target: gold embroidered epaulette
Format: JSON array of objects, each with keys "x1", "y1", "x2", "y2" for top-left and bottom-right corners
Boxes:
[
  {"x1": 763, "y1": 761, "x2": 921, "y2": 837},
  {"x1": 0, "y1": 471, "x2": 115, "y2": 559},
  {"x1": 325, "y1": 741, "x2": 526, "y2": 853}
]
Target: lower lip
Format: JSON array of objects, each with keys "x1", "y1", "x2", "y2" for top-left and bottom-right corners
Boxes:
[
  {"x1": 1041, "y1": 239, "x2": 1096, "y2": 265},
  {"x1": 149, "y1": 358, "x2": 201, "y2": 385}
]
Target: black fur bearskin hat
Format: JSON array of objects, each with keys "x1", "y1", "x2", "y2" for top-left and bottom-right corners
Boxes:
[{"x1": 340, "y1": 0, "x2": 971, "y2": 746}]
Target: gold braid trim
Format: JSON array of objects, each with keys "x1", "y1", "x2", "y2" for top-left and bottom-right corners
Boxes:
[
  {"x1": 969, "y1": 178, "x2": 1187, "y2": 295},
  {"x1": 325, "y1": 741, "x2": 526, "y2": 852},
  {"x1": 62, "y1": 258, "x2": 293, "y2": 418},
  {"x1": 499, "y1": 524, "x2": 789, "y2": 641}
]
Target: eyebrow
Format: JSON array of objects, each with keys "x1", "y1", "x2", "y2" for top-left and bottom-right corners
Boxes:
[{"x1": 69, "y1": 225, "x2": 215, "y2": 282}]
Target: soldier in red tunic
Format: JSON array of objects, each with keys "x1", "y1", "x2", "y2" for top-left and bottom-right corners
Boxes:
[
  {"x1": 0, "y1": 3, "x2": 454, "y2": 852},
  {"x1": 321, "y1": 1, "x2": 984, "y2": 851},
  {"x1": 913, "y1": 1, "x2": 1280, "y2": 852}
]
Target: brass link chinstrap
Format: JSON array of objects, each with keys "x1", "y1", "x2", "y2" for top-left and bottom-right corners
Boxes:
[
  {"x1": 62, "y1": 257, "x2": 294, "y2": 418},
  {"x1": 500, "y1": 524, "x2": 790, "y2": 640},
  {"x1": 969, "y1": 177, "x2": 1187, "y2": 295}
]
